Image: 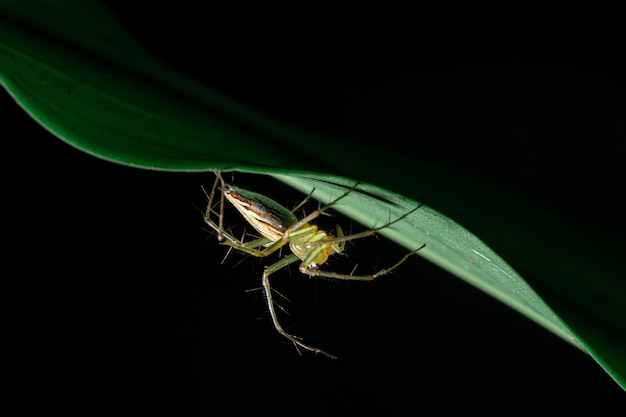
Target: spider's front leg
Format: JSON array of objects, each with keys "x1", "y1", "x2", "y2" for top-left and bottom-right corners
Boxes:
[
  {"x1": 299, "y1": 243, "x2": 426, "y2": 282},
  {"x1": 261, "y1": 255, "x2": 337, "y2": 359}
]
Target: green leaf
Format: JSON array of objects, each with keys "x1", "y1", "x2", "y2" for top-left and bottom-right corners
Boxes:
[
  {"x1": 272, "y1": 174, "x2": 584, "y2": 348},
  {"x1": 1, "y1": 1, "x2": 624, "y2": 389}
]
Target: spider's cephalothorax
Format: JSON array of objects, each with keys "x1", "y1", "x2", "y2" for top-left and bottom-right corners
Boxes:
[{"x1": 204, "y1": 172, "x2": 425, "y2": 358}]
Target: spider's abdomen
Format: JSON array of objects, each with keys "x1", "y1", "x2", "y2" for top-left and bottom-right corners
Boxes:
[{"x1": 224, "y1": 184, "x2": 298, "y2": 241}]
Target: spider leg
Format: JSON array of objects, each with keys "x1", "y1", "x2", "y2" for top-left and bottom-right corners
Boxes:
[
  {"x1": 299, "y1": 244, "x2": 426, "y2": 281},
  {"x1": 290, "y1": 187, "x2": 316, "y2": 213},
  {"x1": 283, "y1": 182, "x2": 360, "y2": 238},
  {"x1": 262, "y1": 254, "x2": 337, "y2": 359},
  {"x1": 309, "y1": 204, "x2": 423, "y2": 247}
]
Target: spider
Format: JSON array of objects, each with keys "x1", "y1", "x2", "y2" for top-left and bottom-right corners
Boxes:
[{"x1": 203, "y1": 171, "x2": 425, "y2": 358}]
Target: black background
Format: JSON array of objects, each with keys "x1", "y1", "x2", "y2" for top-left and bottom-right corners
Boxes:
[{"x1": 6, "y1": 5, "x2": 625, "y2": 415}]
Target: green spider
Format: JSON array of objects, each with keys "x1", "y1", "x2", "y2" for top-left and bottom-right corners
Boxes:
[{"x1": 204, "y1": 172, "x2": 425, "y2": 358}]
